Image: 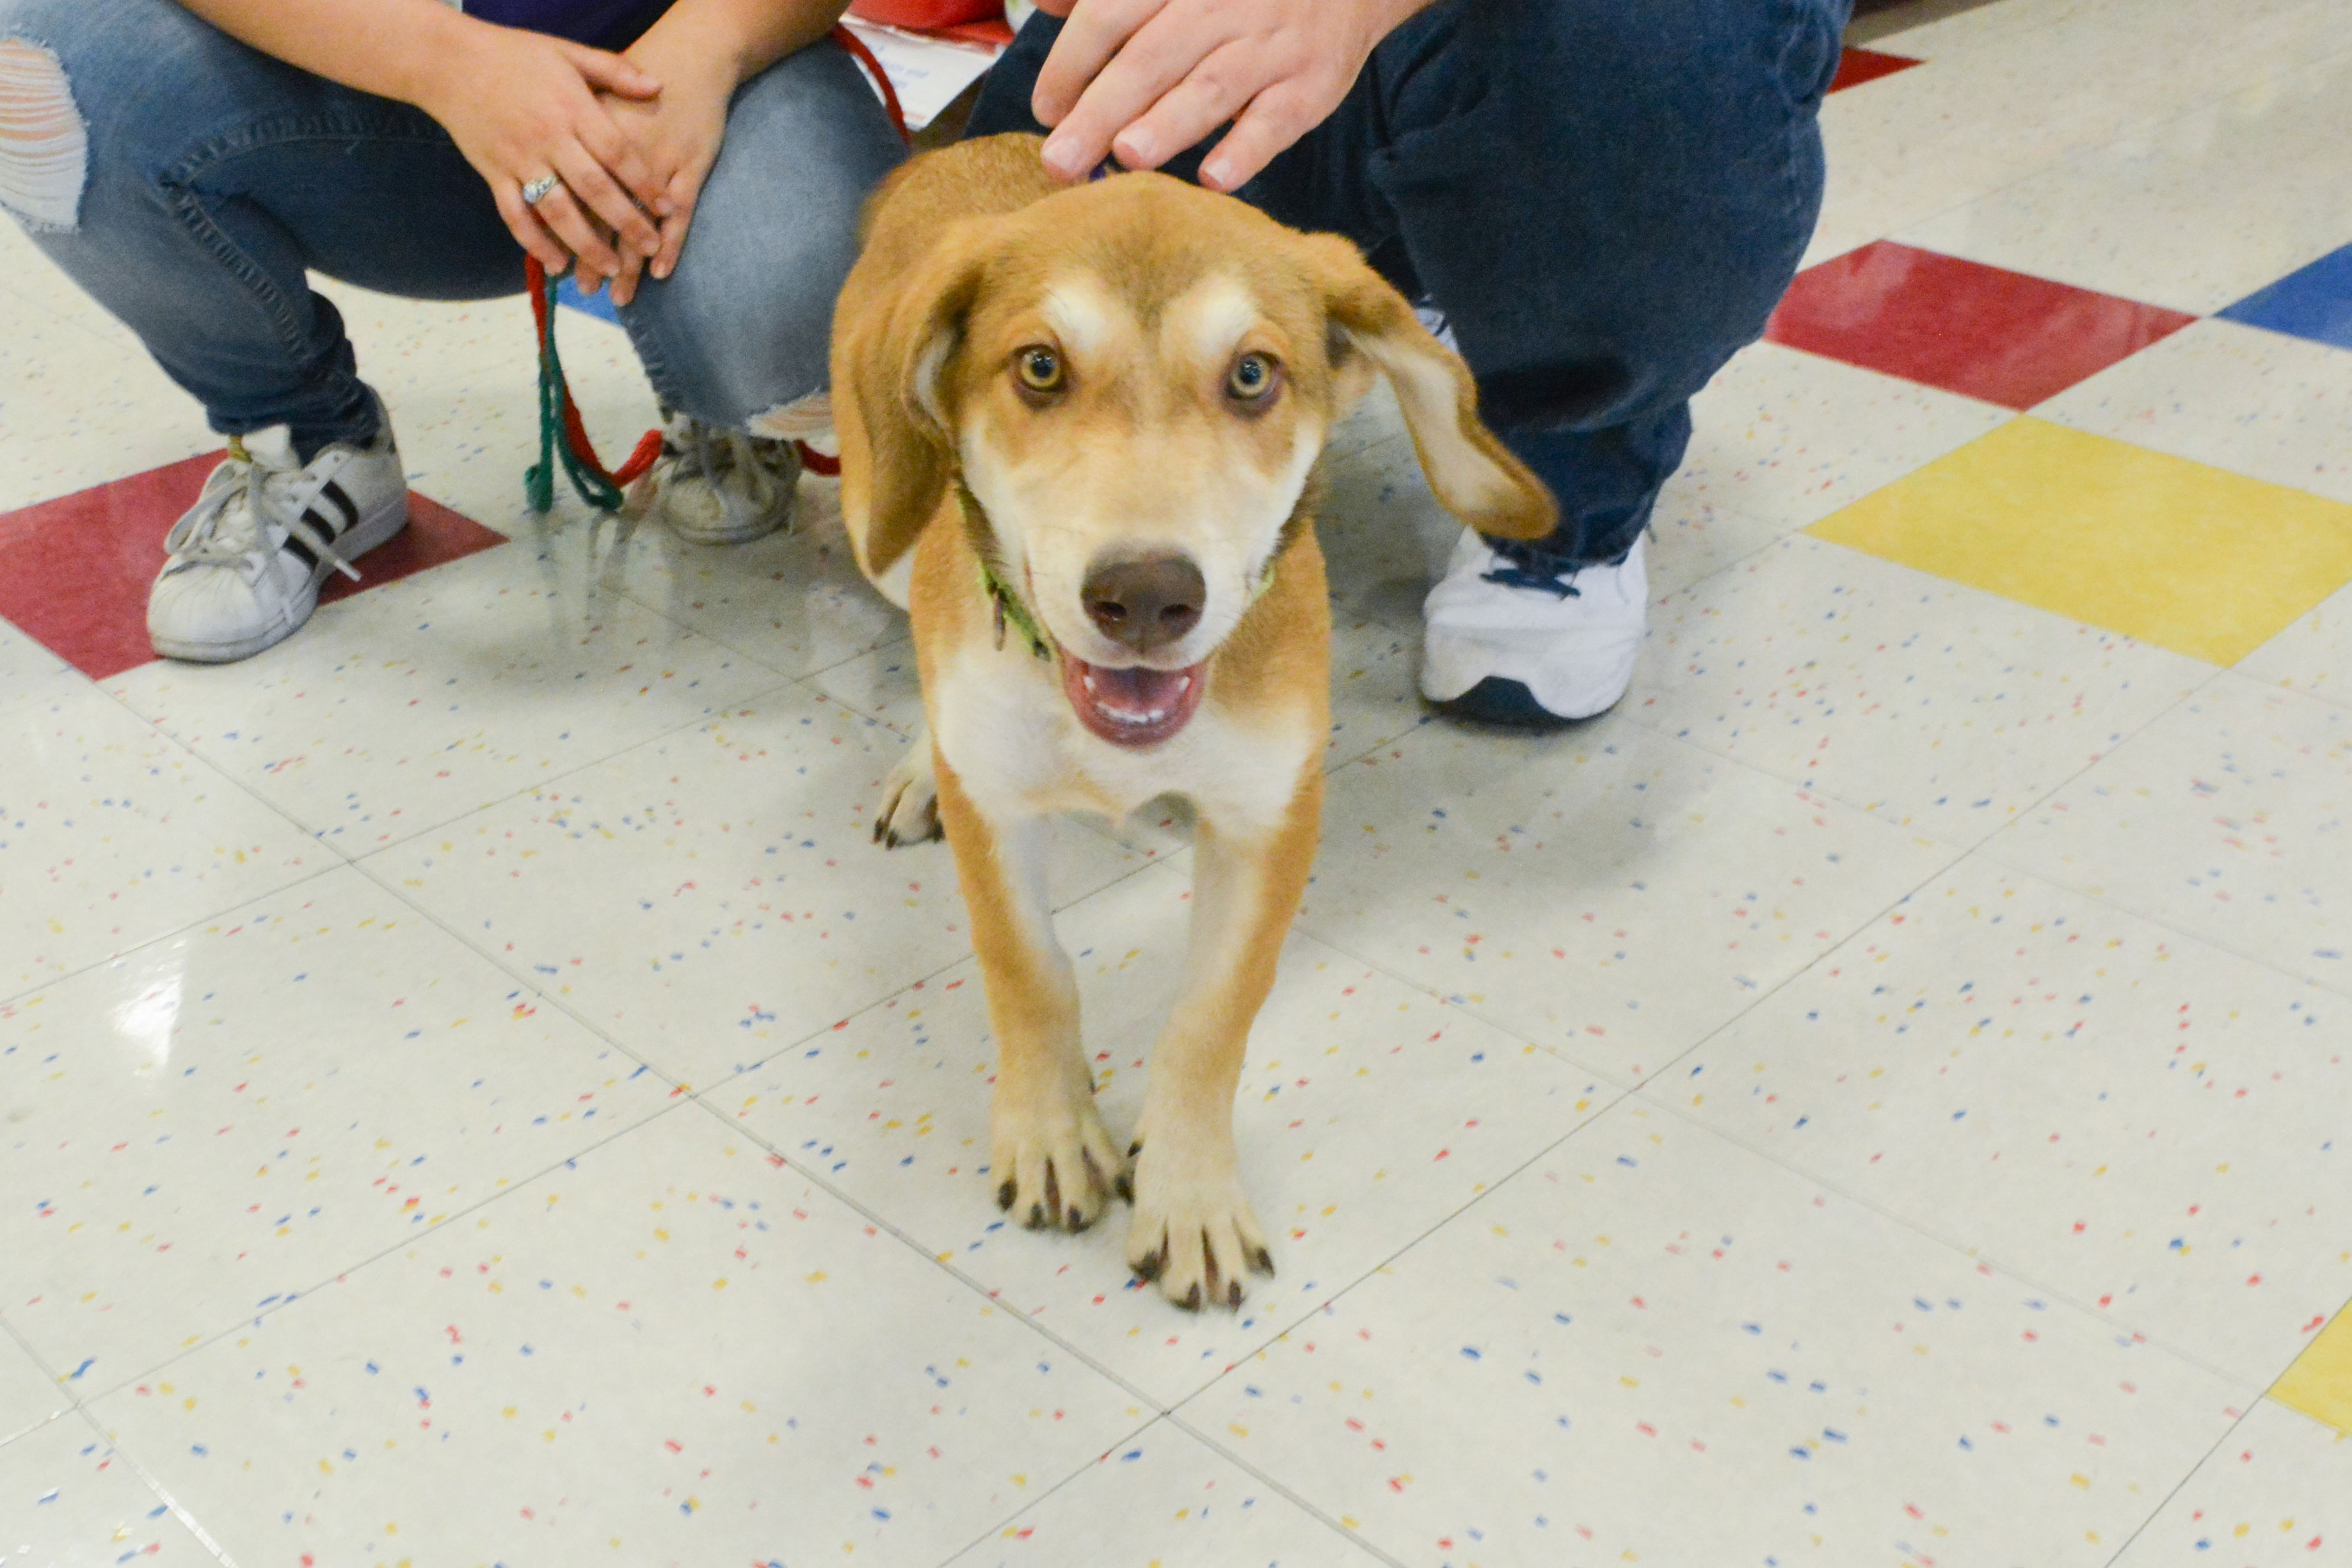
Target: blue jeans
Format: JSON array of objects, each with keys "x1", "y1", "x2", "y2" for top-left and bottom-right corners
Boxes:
[
  {"x1": 971, "y1": 0, "x2": 1847, "y2": 568},
  {"x1": 0, "y1": 0, "x2": 905, "y2": 456}
]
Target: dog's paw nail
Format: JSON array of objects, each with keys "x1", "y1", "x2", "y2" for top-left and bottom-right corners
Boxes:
[
  {"x1": 1065, "y1": 1204, "x2": 1090, "y2": 1233},
  {"x1": 1180, "y1": 1282, "x2": 1202, "y2": 1311},
  {"x1": 1025, "y1": 1202, "x2": 1047, "y2": 1230},
  {"x1": 1132, "y1": 1246, "x2": 1164, "y2": 1283},
  {"x1": 995, "y1": 1179, "x2": 1016, "y2": 1211},
  {"x1": 1127, "y1": 1140, "x2": 1143, "y2": 1158},
  {"x1": 1252, "y1": 1245, "x2": 1275, "y2": 1276},
  {"x1": 1113, "y1": 1173, "x2": 1132, "y2": 1204},
  {"x1": 1227, "y1": 1279, "x2": 1243, "y2": 1310}
]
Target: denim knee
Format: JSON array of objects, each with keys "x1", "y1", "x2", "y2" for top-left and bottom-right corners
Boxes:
[{"x1": 620, "y1": 41, "x2": 904, "y2": 429}]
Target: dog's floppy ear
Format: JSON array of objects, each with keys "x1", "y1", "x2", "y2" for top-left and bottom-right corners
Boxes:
[
  {"x1": 1300, "y1": 235, "x2": 1558, "y2": 543},
  {"x1": 836, "y1": 224, "x2": 993, "y2": 584}
]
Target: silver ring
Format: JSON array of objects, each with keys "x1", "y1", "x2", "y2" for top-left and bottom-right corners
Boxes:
[{"x1": 521, "y1": 174, "x2": 561, "y2": 207}]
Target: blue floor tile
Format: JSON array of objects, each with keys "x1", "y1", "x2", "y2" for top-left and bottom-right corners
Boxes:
[
  {"x1": 2216, "y1": 242, "x2": 2352, "y2": 351},
  {"x1": 555, "y1": 273, "x2": 622, "y2": 325}
]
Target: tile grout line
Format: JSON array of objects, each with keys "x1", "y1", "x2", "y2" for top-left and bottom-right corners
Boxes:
[
  {"x1": 59, "y1": 1403, "x2": 244, "y2": 1568},
  {"x1": 923, "y1": 1410, "x2": 1174, "y2": 1568},
  {"x1": 60, "y1": 1093, "x2": 715, "y2": 1412},
  {"x1": 677, "y1": 1007, "x2": 1636, "y2": 1438},
  {"x1": 1963, "y1": 662, "x2": 2352, "y2": 1004},
  {"x1": 1295, "y1": 713, "x2": 1980, "y2": 1095},
  {"x1": 2099, "y1": 1403, "x2": 2264, "y2": 1568},
  {"x1": 1622, "y1": 1095, "x2": 2278, "y2": 1554},
  {"x1": 0, "y1": 859, "x2": 354, "y2": 1016},
  {"x1": 1849, "y1": 29, "x2": 2352, "y2": 317},
  {"x1": 1628, "y1": 1080, "x2": 2270, "y2": 1396}
]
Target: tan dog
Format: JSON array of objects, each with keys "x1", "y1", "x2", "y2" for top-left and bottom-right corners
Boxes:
[{"x1": 830, "y1": 134, "x2": 1554, "y2": 1308}]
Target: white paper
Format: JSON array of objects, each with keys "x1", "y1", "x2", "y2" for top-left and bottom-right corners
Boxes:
[{"x1": 840, "y1": 18, "x2": 1004, "y2": 132}]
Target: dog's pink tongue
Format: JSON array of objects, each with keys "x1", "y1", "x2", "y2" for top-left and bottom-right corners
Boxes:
[{"x1": 1087, "y1": 663, "x2": 1191, "y2": 719}]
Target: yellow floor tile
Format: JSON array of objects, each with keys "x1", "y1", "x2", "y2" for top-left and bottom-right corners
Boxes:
[
  {"x1": 1809, "y1": 418, "x2": 2352, "y2": 665},
  {"x1": 2274, "y1": 1305, "x2": 2352, "y2": 1436}
]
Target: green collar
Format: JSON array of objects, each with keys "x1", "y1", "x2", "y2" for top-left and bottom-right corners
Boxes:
[
  {"x1": 956, "y1": 480, "x2": 1052, "y2": 661},
  {"x1": 980, "y1": 553, "x2": 1052, "y2": 661}
]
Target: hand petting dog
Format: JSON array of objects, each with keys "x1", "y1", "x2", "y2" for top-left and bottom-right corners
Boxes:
[{"x1": 1026, "y1": 0, "x2": 1437, "y2": 191}]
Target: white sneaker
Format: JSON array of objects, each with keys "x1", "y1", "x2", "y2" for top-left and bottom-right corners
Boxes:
[
  {"x1": 641, "y1": 414, "x2": 799, "y2": 545},
  {"x1": 148, "y1": 413, "x2": 408, "y2": 663},
  {"x1": 1420, "y1": 528, "x2": 1649, "y2": 725}
]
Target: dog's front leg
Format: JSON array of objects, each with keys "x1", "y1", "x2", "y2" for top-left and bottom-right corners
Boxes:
[
  {"x1": 932, "y1": 754, "x2": 1125, "y2": 1232},
  {"x1": 1129, "y1": 769, "x2": 1321, "y2": 1309}
]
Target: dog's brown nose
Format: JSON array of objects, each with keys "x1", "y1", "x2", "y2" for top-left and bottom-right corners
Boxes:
[{"x1": 1081, "y1": 553, "x2": 1205, "y2": 652}]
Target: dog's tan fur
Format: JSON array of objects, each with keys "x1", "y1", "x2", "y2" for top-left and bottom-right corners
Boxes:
[{"x1": 831, "y1": 134, "x2": 1553, "y2": 1308}]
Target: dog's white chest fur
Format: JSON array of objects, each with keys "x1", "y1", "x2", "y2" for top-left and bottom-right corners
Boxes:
[{"x1": 930, "y1": 645, "x2": 1313, "y2": 835}]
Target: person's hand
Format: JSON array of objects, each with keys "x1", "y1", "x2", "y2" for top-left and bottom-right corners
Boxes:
[
  {"x1": 588, "y1": 43, "x2": 736, "y2": 305},
  {"x1": 1029, "y1": 0, "x2": 1426, "y2": 191},
  {"x1": 417, "y1": 18, "x2": 671, "y2": 281}
]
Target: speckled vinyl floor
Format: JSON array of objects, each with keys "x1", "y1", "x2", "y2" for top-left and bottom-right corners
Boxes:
[{"x1": 4, "y1": 2, "x2": 2351, "y2": 1564}]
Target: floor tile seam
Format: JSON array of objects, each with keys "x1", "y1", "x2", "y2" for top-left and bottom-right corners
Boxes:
[
  {"x1": 684, "y1": 943, "x2": 983, "y2": 1109},
  {"x1": 329, "y1": 664, "x2": 804, "y2": 860},
  {"x1": 1627, "y1": 1090, "x2": 2280, "y2": 1396},
  {"x1": 791, "y1": 622, "x2": 916, "y2": 695},
  {"x1": 1872, "y1": 31, "x2": 2352, "y2": 304},
  {"x1": 669, "y1": 854, "x2": 1620, "y2": 1417},
  {"x1": 1960, "y1": 660, "x2": 2352, "y2": 1002},
  {"x1": 926, "y1": 1409, "x2": 1172, "y2": 1568},
  {"x1": 1149, "y1": 1079, "x2": 1640, "y2": 1416},
  {"x1": 66, "y1": 1093, "x2": 714, "y2": 1412},
  {"x1": 60, "y1": 1403, "x2": 244, "y2": 1567},
  {"x1": 1320, "y1": 712, "x2": 1442, "y2": 777},
  {"x1": 1163, "y1": 1410, "x2": 1416, "y2": 1568},
  {"x1": 1968, "y1": 831, "x2": 2352, "y2": 1006},
  {"x1": 1615, "y1": 541, "x2": 2232, "y2": 855},
  {"x1": 603, "y1": 559, "x2": 902, "y2": 689},
  {"x1": 0, "y1": 1403, "x2": 71, "y2": 1457},
  {"x1": 1625, "y1": 500, "x2": 1815, "y2": 613},
  {"x1": 2231, "y1": 671, "x2": 2352, "y2": 715},
  {"x1": 69, "y1": 652, "x2": 377, "y2": 869},
  {"x1": 671, "y1": 1094, "x2": 1172, "y2": 1417},
  {"x1": 338, "y1": 849, "x2": 703, "y2": 1091},
  {"x1": 2018, "y1": 390, "x2": 2352, "y2": 507},
  {"x1": 1271, "y1": 911, "x2": 1644, "y2": 1095},
  {"x1": 64, "y1": 667, "x2": 393, "y2": 877},
  {"x1": 0, "y1": 858, "x2": 352, "y2": 1013},
  {"x1": 684, "y1": 1029, "x2": 1630, "y2": 1431},
  {"x1": 0, "y1": 1309, "x2": 72, "y2": 1444},
  {"x1": 1565, "y1": 819, "x2": 1972, "y2": 1093},
  {"x1": 790, "y1": 660, "x2": 916, "y2": 741},
  {"x1": 2098, "y1": 1402, "x2": 2261, "y2": 1567}
]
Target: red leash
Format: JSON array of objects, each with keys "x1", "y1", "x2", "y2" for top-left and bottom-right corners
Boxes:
[{"x1": 524, "y1": 23, "x2": 911, "y2": 508}]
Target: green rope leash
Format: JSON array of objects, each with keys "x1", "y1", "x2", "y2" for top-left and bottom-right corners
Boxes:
[{"x1": 524, "y1": 258, "x2": 660, "y2": 514}]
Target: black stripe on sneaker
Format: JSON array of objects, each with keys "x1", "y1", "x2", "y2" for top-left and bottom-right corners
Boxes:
[
  {"x1": 283, "y1": 524, "x2": 321, "y2": 572},
  {"x1": 316, "y1": 479, "x2": 358, "y2": 537}
]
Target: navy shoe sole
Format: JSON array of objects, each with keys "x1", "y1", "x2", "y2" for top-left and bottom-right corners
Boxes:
[{"x1": 1428, "y1": 676, "x2": 1602, "y2": 730}]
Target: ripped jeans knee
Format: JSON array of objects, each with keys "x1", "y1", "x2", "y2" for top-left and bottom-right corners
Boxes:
[{"x1": 0, "y1": 35, "x2": 85, "y2": 230}]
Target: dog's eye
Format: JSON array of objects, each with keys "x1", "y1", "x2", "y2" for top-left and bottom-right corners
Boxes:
[
  {"x1": 1227, "y1": 352, "x2": 1277, "y2": 402},
  {"x1": 1016, "y1": 345, "x2": 1064, "y2": 393}
]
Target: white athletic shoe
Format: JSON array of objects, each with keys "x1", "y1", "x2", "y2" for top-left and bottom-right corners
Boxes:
[
  {"x1": 1420, "y1": 527, "x2": 1649, "y2": 726},
  {"x1": 641, "y1": 414, "x2": 800, "y2": 545},
  {"x1": 148, "y1": 412, "x2": 408, "y2": 664}
]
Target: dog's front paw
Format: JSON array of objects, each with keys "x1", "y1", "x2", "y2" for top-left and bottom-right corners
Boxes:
[
  {"x1": 990, "y1": 1084, "x2": 1126, "y2": 1234},
  {"x1": 1126, "y1": 1137, "x2": 1273, "y2": 1310},
  {"x1": 872, "y1": 738, "x2": 941, "y2": 847}
]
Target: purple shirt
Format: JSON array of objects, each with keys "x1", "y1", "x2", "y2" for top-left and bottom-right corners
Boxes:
[{"x1": 463, "y1": 0, "x2": 677, "y2": 49}]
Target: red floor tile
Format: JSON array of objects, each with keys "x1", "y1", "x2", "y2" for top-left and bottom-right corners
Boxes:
[
  {"x1": 0, "y1": 452, "x2": 505, "y2": 681},
  {"x1": 1765, "y1": 241, "x2": 2199, "y2": 409},
  {"x1": 1829, "y1": 47, "x2": 1923, "y2": 92}
]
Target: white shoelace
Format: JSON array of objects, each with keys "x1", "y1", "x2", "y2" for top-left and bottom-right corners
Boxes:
[{"x1": 161, "y1": 448, "x2": 360, "y2": 583}]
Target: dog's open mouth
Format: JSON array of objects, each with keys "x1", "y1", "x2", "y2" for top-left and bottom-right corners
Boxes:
[{"x1": 1063, "y1": 656, "x2": 1207, "y2": 748}]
